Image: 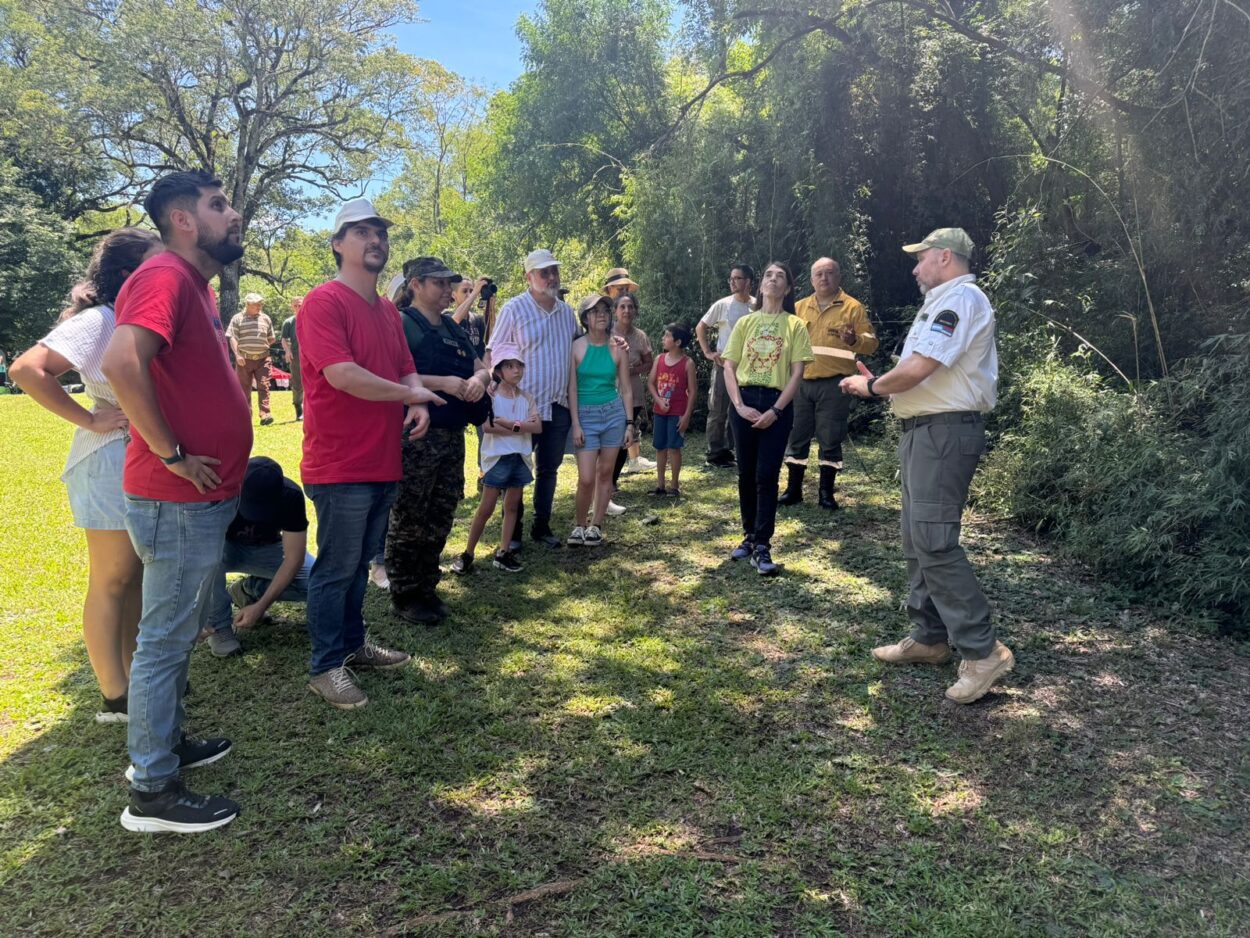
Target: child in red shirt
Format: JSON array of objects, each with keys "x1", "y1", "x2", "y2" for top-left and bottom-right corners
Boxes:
[{"x1": 647, "y1": 323, "x2": 697, "y2": 496}]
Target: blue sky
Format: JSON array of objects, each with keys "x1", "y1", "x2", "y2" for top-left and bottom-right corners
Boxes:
[{"x1": 390, "y1": 0, "x2": 537, "y2": 91}]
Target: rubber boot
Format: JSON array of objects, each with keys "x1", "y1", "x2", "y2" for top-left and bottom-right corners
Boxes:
[
  {"x1": 778, "y1": 463, "x2": 805, "y2": 506},
  {"x1": 818, "y1": 466, "x2": 838, "y2": 511}
]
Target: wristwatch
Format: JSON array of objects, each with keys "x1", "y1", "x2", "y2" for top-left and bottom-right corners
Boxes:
[
  {"x1": 770, "y1": 406, "x2": 784, "y2": 418},
  {"x1": 159, "y1": 444, "x2": 185, "y2": 465},
  {"x1": 867, "y1": 377, "x2": 881, "y2": 397},
  {"x1": 512, "y1": 421, "x2": 522, "y2": 433}
]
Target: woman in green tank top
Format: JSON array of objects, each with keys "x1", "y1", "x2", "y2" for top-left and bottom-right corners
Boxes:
[{"x1": 568, "y1": 294, "x2": 636, "y2": 545}]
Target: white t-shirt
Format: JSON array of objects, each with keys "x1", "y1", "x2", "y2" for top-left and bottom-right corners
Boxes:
[
  {"x1": 481, "y1": 388, "x2": 538, "y2": 474},
  {"x1": 699, "y1": 295, "x2": 753, "y2": 353},
  {"x1": 38, "y1": 305, "x2": 126, "y2": 479},
  {"x1": 891, "y1": 275, "x2": 998, "y2": 419}
]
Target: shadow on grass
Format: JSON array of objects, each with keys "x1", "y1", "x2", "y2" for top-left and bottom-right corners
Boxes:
[{"x1": 1, "y1": 432, "x2": 1248, "y2": 936}]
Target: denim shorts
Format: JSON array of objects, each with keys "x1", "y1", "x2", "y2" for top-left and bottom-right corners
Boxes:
[
  {"x1": 482, "y1": 452, "x2": 534, "y2": 489},
  {"x1": 64, "y1": 438, "x2": 127, "y2": 530},
  {"x1": 653, "y1": 414, "x2": 686, "y2": 451},
  {"x1": 576, "y1": 398, "x2": 626, "y2": 452}
]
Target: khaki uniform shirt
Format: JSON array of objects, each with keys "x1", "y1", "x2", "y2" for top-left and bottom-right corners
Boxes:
[{"x1": 794, "y1": 290, "x2": 879, "y2": 379}]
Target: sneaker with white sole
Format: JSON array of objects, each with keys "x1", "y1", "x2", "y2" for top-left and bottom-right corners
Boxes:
[
  {"x1": 945, "y1": 641, "x2": 1015, "y2": 704},
  {"x1": 567, "y1": 526, "x2": 586, "y2": 546},
  {"x1": 605, "y1": 500, "x2": 627, "y2": 517},
  {"x1": 368, "y1": 563, "x2": 390, "y2": 591},
  {"x1": 125, "y1": 733, "x2": 232, "y2": 782},
  {"x1": 308, "y1": 665, "x2": 368, "y2": 709},
  {"x1": 636, "y1": 455, "x2": 657, "y2": 470},
  {"x1": 750, "y1": 543, "x2": 780, "y2": 576},
  {"x1": 730, "y1": 537, "x2": 755, "y2": 560},
  {"x1": 582, "y1": 524, "x2": 604, "y2": 546},
  {"x1": 451, "y1": 552, "x2": 474, "y2": 575},
  {"x1": 120, "y1": 778, "x2": 240, "y2": 834},
  {"x1": 95, "y1": 693, "x2": 128, "y2": 724},
  {"x1": 493, "y1": 549, "x2": 524, "y2": 572}
]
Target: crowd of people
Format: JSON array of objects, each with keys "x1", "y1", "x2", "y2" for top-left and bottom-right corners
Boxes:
[{"x1": 9, "y1": 169, "x2": 1015, "y2": 835}]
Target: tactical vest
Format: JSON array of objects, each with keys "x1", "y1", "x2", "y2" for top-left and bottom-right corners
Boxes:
[{"x1": 400, "y1": 308, "x2": 488, "y2": 429}]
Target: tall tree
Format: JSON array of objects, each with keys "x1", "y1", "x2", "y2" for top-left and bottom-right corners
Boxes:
[{"x1": 11, "y1": 0, "x2": 420, "y2": 314}]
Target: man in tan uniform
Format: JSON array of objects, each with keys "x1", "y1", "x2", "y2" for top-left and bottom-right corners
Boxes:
[
  {"x1": 842, "y1": 228, "x2": 1014, "y2": 704},
  {"x1": 227, "y1": 292, "x2": 276, "y2": 425},
  {"x1": 781, "y1": 257, "x2": 878, "y2": 509}
]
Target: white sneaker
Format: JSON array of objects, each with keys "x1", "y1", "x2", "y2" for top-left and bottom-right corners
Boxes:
[
  {"x1": 623, "y1": 458, "x2": 642, "y2": 474},
  {"x1": 635, "y1": 455, "x2": 657, "y2": 470},
  {"x1": 605, "y1": 500, "x2": 627, "y2": 517},
  {"x1": 582, "y1": 525, "x2": 604, "y2": 546},
  {"x1": 368, "y1": 563, "x2": 390, "y2": 591},
  {"x1": 567, "y1": 526, "x2": 586, "y2": 546}
]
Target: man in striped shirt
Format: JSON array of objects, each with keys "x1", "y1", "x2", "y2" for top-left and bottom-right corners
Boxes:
[
  {"x1": 228, "y1": 292, "x2": 276, "y2": 426},
  {"x1": 486, "y1": 249, "x2": 579, "y2": 549}
]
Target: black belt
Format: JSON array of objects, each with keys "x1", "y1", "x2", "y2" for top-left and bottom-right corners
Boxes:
[{"x1": 899, "y1": 411, "x2": 983, "y2": 431}]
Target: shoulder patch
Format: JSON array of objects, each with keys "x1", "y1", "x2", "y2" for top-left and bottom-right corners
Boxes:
[{"x1": 930, "y1": 309, "x2": 959, "y2": 337}]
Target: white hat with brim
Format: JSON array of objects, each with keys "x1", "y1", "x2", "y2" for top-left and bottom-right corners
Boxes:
[
  {"x1": 524, "y1": 249, "x2": 560, "y2": 273},
  {"x1": 332, "y1": 198, "x2": 394, "y2": 236}
]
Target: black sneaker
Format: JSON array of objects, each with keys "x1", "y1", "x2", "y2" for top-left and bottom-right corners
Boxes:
[
  {"x1": 95, "y1": 693, "x2": 128, "y2": 724},
  {"x1": 730, "y1": 537, "x2": 755, "y2": 561},
  {"x1": 751, "y1": 544, "x2": 781, "y2": 576},
  {"x1": 493, "y1": 549, "x2": 524, "y2": 573},
  {"x1": 451, "y1": 552, "x2": 474, "y2": 575},
  {"x1": 531, "y1": 528, "x2": 563, "y2": 549},
  {"x1": 120, "y1": 778, "x2": 240, "y2": 833},
  {"x1": 125, "y1": 733, "x2": 232, "y2": 782},
  {"x1": 393, "y1": 595, "x2": 447, "y2": 625}
]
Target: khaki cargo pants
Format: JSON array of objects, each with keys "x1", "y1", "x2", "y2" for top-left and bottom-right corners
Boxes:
[{"x1": 899, "y1": 412, "x2": 997, "y2": 659}]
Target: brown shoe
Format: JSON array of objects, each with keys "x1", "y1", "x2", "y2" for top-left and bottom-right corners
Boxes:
[
  {"x1": 350, "y1": 639, "x2": 410, "y2": 671},
  {"x1": 308, "y1": 666, "x2": 368, "y2": 709},
  {"x1": 872, "y1": 636, "x2": 953, "y2": 665},
  {"x1": 945, "y1": 641, "x2": 1015, "y2": 704}
]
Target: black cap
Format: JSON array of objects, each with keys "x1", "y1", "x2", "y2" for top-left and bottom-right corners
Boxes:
[
  {"x1": 402, "y1": 256, "x2": 462, "y2": 283},
  {"x1": 238, "y1": 457, "x2": 285, "y2": 524}
]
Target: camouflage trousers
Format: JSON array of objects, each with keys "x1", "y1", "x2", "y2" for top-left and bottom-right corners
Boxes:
[{"x1": 385, "y1": 428, "x2": 465, "y2": 605}]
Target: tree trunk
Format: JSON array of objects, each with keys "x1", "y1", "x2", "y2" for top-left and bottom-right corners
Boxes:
[{"x1": 218, "y1": 262, "x2": 242, "y2": 328}]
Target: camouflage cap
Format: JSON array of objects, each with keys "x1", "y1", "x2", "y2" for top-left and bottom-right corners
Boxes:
[{"x1": 902, "y1": 227, "x2": 975, "y2": 257}]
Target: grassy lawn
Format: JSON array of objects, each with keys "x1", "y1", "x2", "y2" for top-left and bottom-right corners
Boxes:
[{"x1": 1, "y1": 391, "x2": 1247, "y2": 937}]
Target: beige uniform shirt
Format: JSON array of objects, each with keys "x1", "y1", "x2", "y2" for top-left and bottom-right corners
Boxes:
[{"x1": 891, "y1": 275, "x2": 998, "y2": 419}]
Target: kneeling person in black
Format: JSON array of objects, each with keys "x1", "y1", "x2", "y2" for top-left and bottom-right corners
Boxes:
[
  {"x1": 388, "y1": 257, "x2": 491, "y2": 624},
  {"x1": 201, "y1": 456, "x2": 314, "y2": 657}
]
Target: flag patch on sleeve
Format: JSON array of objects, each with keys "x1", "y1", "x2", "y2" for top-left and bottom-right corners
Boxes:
[{"x1": 930, "y1": 309, "x2": 959, "y2": 337}]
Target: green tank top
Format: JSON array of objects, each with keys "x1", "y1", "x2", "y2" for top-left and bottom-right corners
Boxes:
[{"x1": 576, "y1": 342, "x2": 620, "y2": 406}]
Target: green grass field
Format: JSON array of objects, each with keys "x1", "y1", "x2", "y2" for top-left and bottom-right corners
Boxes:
[{"x1": 1, "y1": 392, "x2": 1247, "y2": 937}]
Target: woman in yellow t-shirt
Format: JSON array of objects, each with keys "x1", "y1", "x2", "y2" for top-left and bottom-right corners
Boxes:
[{"x1": 721, "y1": 261, "x2": 814, "y2": 575}]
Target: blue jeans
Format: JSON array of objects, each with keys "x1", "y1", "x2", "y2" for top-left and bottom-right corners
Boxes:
[
  {"x1": 305, "y1": 482, "x2": 396, "y2": 676},
  {"x1": 124, "y1": 495, "x2": 237, "y2": 791},
  {"x1": 202, "y1": 540, "x2": 314, "y2": 633}
]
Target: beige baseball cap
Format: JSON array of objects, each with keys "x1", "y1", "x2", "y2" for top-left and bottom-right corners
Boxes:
[
  {"x1": 524, "y1": 249, "x2": 560, "y2": 273},
  {"x1": 243, "y1": 292, "x2": 265, "y2": 305},
  {"x1": 902, "y1": 227, "x2": 975, "y2": 256}
]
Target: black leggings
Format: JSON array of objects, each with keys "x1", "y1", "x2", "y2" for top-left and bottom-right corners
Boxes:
[
  {"x1": 611, "y1": 406, "x2": 645, "y2": 486},
  {"x1": 730, "y1": 386, "x2": 794, "y2": 545}
]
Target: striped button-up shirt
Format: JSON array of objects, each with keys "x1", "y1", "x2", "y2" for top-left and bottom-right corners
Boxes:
[{"x1": 487, "y1": 291, "x2": 578, "y2": 420}]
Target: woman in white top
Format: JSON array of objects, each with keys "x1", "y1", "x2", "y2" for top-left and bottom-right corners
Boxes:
[{"x1": 10, "y1": 227, "x2": 163, "y2": 723}]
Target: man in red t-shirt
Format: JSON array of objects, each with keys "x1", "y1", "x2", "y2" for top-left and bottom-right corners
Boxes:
[
  {"x1": 298, "y1": 197, "x2": 442, "y2": 710},
  {"x1": 102, "y1": 170, "x2": 252, "y2": 834}
]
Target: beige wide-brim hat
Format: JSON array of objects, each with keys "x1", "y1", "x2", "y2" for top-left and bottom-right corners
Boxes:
[{"x1": 603, "y1": 267, "x2": 639, "y2": 290}]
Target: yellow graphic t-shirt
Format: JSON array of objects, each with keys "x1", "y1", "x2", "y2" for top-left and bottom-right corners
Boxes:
[{"x1": 723, "y1": 310, "x2": 814, "y2": 391}]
